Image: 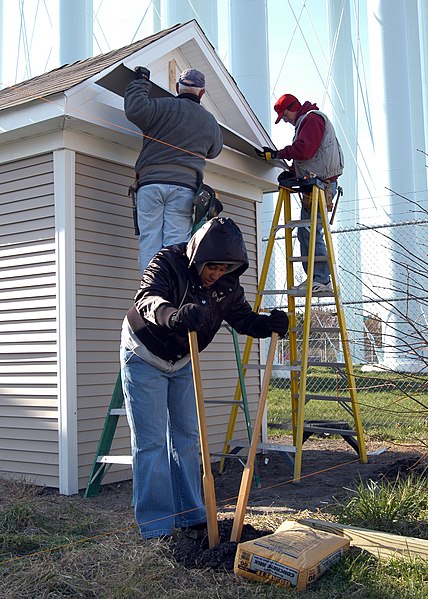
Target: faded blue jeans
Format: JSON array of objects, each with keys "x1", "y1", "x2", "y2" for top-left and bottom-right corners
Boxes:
[
  {"x1": 297, "y1": 181, "x2": 337, "y2": 284},
  {"x1": 120, "y1": 347, "x2": 206, "y2": 538},
  {"x1": 136, "y1": 183, "x2": 195, "y2": 272}
]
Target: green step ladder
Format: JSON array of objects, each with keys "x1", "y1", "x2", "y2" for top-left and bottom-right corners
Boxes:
[{"x1": 84, "y1": 327, "x2": 260, "y2": 498}]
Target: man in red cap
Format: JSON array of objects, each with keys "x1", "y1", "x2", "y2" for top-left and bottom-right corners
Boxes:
[{"x1": 255, "y1": 94, "x2": 344, "y2": 293}]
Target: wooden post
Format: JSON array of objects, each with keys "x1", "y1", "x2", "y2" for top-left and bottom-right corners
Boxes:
[
  {"x1": 188, "y1": 331, "x2": 220, "y2": 548},
  {"x1": 168, "y1": 59, "x2": 177, "y2": 93},
  {"x1": 230, "y1": 333, "x2": 279, "y2": 542}
]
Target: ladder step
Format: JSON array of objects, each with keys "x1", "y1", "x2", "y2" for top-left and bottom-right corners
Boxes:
[
  {"x1": 278, "y1": 219, "x2": 312, "y2": 229},
  {"x1": 288, "y1": 256, "x2": 328, "y2": 262},
  {"x1": 96, "y1": 455, "x2": 132, "y2": 465},
  {"x1": 298, "y1": 361, "x2": 346, "y2": 368},
  {"x1": 245, "y1": 363, "x2": 300, "y2": 371},
  {"x1": 204, "y1": 400, "x2": 245, "y2": 407},
  {"x1": 293, "y1": 393, "x2": 351, "y2": 402},
  {"x1": 288, "y1": 288, "x2": 334, "y2": 297},
  {"x1": 303, "y1": 425, "x2": 357, "y2": 436},
  {"x1": 109, "y1": 408, "x2": 126, "y2": 416},
  {"x1": 231, "y1": 439, "x2": 296, "y2": 453},
  {"x1": 291, "y1": 326, "x2": 340, "y2": 333}
]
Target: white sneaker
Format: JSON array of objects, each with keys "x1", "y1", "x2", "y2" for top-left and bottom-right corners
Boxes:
[
  {"x1": 292, "y1": 280, "x2": 332, "y2": 292},
  {"x1": 312, "y1": 281, "x2": 332, "y2": 293},
  {"x1": 292, "y1": 280, "x2": 308, "y2": 290}
]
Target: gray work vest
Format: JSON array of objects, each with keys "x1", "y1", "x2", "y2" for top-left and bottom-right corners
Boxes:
[{"x1": 293, "y1": 110, "x2": 344, "y2": 180}]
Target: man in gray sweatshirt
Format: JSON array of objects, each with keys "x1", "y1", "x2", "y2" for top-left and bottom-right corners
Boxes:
[{"x1": 124, "y1": 67, "x2": 223, "y2": 272}]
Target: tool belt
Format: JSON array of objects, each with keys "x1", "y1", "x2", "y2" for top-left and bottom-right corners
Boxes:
[
  {"x1": 128, "y1": 182, "x2": 140, "y2": 236},
  {"x1": 299, "y1": 179, "x2": 333, "y2": 212},
  {"x1": 193, "y1": 181, "x2": 223, "y2": 228}
]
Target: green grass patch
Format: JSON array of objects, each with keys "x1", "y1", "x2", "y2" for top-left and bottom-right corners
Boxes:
[
  {"x1": 267, "y1": 368, "x2": 428, "y2": 441},
  {"x1": 331, "y1": 470, "x2": 428, "y2": 538}
]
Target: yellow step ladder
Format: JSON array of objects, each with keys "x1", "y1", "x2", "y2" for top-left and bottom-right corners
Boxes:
[{"x1": 219, "y1": 176, "x2": 367, "y2": 482}]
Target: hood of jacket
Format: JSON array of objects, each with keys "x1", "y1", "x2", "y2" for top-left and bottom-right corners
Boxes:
[
  {"x1": 296, "y1": 101, "x2": 319, "y2": 119},
  {"x1": 186, "y1": 216, "x2": 249, "y2": 279}
]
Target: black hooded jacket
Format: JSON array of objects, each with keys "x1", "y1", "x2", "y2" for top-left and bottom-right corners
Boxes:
[{"x1": 126, "y1": 217, "x2": 274, "y2": 363}]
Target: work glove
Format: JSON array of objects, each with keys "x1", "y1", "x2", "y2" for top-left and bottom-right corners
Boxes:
[
  {"x1": 134, "y1": 66, "x2": 150, "y2": 81},
  {"x1": 169, "y1": 303, "x2": 210, "y2": 332},
  {"x1": 255, "y1": 146, "x2": 278, "y2": 161},
  {"x1": 266, "y1": 309, "x2": 289, "y2": 338}
]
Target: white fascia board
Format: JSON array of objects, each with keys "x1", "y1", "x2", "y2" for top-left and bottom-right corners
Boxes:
[
  {"x1": 61, "y1": 128, "x2": 137, "y2": 167},
  {"x1": 0, "y1": 95, "x2": 66, "y2": 140},
  {"x1": 54, "y1": 148, "x2": 78, "y2": 495},
  {"x1": 0, "y1": 126, "x2": 65, "y2": 163},
  {"x1": 65, "y1": 96, "x2": 142, "y2": 144},
  {"x1": 209, "y1": 146, "x2": 282, "y2": 193}
]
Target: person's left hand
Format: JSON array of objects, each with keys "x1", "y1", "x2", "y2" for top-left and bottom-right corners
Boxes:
[
  {"x1": 267, "y1": 309, "x2": 289, "y2": 337},
  {"x1": 255, "y1": 146, "x2": 278, "y2": 161}
]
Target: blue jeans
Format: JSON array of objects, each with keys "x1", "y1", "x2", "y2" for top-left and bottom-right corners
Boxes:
[
  {"x1": 297, "y1": 182, "x2": 337, "y2": 284},
  {"x1": 136, "y1": 184, "x2": 195, "y2": 272},
  {"x1": 120, "y1": 347, "x2": 206, "y2": 538}
]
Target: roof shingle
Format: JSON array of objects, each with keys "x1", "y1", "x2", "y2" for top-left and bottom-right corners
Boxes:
[{"x1": 0, "y1": 24, "x2": 181, "y2": 111}]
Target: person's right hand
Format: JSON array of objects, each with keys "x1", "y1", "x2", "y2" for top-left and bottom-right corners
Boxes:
[
  {"x1": 255, "y1": 146, "x2": 278, "y2": 160},
  {"x1": 169, "y1": 303, "x2": 209, "y2": 332},
  {"x1": 134, "y1": 66, "x2": 150, "y2": 81},
  {"x1": 266, "y1": 309, "x2": 289, "y2": 337}
]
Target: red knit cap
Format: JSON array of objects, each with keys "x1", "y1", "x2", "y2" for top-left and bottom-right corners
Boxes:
[{"x1": 274, "y1": 94, "x2": 302, "y2": 123}]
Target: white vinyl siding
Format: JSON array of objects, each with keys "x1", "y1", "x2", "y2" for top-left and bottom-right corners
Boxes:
[
  {"x1": 74, "y1": 153, "x2": 140, "y2": 488},
  {"x1": 0, "y1": 153, "x2": 59, "y2": 487}
]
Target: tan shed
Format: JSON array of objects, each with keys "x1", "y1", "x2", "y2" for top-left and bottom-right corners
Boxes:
[{"x1": 0, "y1": 21, "x2": 280, "y2": 494}]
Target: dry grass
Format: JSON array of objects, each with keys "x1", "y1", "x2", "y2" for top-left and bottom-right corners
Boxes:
[{"x1": 1, "y1": 460, "x2": 427, "y2": 598}]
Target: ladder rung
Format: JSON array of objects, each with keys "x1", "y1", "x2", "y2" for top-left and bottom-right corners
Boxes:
[
  {"x1": 304, "y1": 426, "x2": 357, "y2": 436},
  {"x1": 288, "y1": 288, "x2": 334, "y2": 297},
  {"x1": 109, "y1": 408, "x2": 126, "y2": 416},
  {"x1": 306, "y1": 361, "x2": 346, "y2": 367},
  {"x1": 260, "y1": 289, "x2": 288, "y2": 295},
  {"x1": 210, "y1": 452, "x2": 245, "y2": 459},
  {"x1": 204, "y1": 400, "x2": 244, "y2": 407},
  {"x1": 245, "y1": 364, "x2": 299, "y2": 371},
  {"x1": 291, "y1": 326, "x2": 340, "y2": 333},
  {"x1": 231, "y1": 440, "x2": 296, "y2": 453},
  {"x1": 288, "y1": 256, "x2": 328, "y2": 262},
  {"x1": 294, "y1": 393, "x2": 351, "y2": 402},
  {"x1": 96, "y1": 455, "x2": 132, "y2": 464},
  {"x1": 278, "y1": 219, "x2": 312, "y2": 229},
  {"x1": 292, "y1": 361, "x2": 346, "y2": 368}
]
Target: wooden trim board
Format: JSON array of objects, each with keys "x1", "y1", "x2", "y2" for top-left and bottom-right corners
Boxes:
[{"x1": 300, "y1": 518, "x2": 428, "y2": 560}]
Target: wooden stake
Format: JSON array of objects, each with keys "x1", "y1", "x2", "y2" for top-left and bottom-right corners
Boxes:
[
  {"x1": 188, "y1": 331, "x2": 219, "y2": 548},
  {"x1": 230, "y1": 333, "x2": 279, "y2": 543}
]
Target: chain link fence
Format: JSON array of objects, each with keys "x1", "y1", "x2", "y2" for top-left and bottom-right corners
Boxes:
[{"x1": 263, "y1": 212, "x2": 428, "y2": 441}]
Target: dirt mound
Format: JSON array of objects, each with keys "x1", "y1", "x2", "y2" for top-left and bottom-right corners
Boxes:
[{"x1": 171, "y1": 519, "x2": 271, "y2": 571}]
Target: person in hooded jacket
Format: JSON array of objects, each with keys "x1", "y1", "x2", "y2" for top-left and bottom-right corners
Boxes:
[
  {"x1": 120, "y1": 216, "x2": 289, "y2": 540},
  {"x1": 255, "y1": 93, "x2": 344, "y2": 293}
]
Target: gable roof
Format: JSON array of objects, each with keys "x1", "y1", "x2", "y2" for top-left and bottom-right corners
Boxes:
[{"x1": 0, "y1": 24, "x2": 182, "y2": 111}]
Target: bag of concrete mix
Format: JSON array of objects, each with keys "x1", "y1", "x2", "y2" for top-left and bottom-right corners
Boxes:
[{"x1": 234, "y1": 520, "x2": 349, "y2": 590}]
